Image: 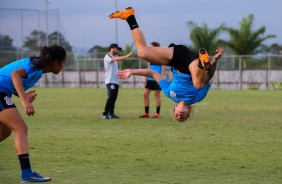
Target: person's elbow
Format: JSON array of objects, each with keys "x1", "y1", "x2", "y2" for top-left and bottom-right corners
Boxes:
[
  {"x1": 151, "y1": 70, "x2": 162, "y2": 82},
  {"x1": 11, "y1": 70, "x2": 20, "y2": 79}
]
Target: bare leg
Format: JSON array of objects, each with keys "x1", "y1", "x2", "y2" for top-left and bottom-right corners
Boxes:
[
  {"x1": 143, "y1": 88, "x2": 150, "y2": 107},
  {"x1": 131, "y1": 28, "x2": 173, "y2": 65},
  {"x1": 0, "y1": 107, "x2": 52, "y2": 181},
  {"x1": 0, "y1": 122, "x2": 12, "y2": 142},
  {"x1": 154, "y1": 90, "x2": 161, "y2": 107},
  {"x1": 110, "y1": 8, "x2": 174, "y2": 66},
  {"x1": 0, "y1": 108, "x2": 29, "y2": 154}
]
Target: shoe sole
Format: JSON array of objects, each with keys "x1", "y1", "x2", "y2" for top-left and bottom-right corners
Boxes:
[
  {"x1": 199, "y1": 48, "x2": 212, "y2": 68},
  {"x1": 109, "y1": 7, "x2": 134, "y2": 20}
]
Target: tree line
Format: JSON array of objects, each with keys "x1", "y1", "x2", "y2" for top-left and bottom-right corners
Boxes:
[{"x1": 1, "y1": 14, "x2": 282, "y2": 69}]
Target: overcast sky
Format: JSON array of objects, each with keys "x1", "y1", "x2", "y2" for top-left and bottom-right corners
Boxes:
[{"x1": 1, "y1": 0, "x2": 281, "y2": 51}]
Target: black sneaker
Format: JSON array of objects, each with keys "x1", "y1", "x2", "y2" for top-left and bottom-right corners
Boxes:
[
  {"x1": 103, "y1": 115, "x2": 111, "y2": 119},
  {"x1": 109, "y1": 114, "x2": 120, "y2": 119}
]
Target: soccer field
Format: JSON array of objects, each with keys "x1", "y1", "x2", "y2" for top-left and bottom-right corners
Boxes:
[{"x1": 0, "y1": 88, "x2": 281, "y2": 184}]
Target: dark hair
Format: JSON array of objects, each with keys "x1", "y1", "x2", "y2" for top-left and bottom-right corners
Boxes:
[
  {"x1": 109, "y1": 43, "x2": 122, "y2": 51},
  {"x1": 31, "y1": 45, "x2": 66, "y2": 69},
  {"x1": 150, "y1": 41, "x2": 160, "y2": 47}
]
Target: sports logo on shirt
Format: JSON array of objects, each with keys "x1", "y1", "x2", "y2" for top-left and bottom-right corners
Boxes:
[
  {"x1": 4, "y1": 96, "x2": 14, "y2": 106},
  {"x1": 170, "y1": 91, "x2": 177, "y2": 98}
]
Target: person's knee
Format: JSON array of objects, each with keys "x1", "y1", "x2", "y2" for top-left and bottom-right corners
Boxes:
[
  {"x1": 154, "y1": 91, "x2": 160, "y2": 98},
  {"x1": 13, "y1": 122, "x2": 28, "y2": 135},
  {"x1": 143, "y1": 92, "x2": 149, "y2": 98}
]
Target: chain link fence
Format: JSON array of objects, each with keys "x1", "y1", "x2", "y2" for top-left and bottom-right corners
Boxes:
[{"x1": 1, "y1": 50, "x2": 282, "y2": 90}]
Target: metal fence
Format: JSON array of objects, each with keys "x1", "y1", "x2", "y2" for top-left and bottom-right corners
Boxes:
[{"x1": 1, "y1": 50, "x2": 282, "y2": 90}]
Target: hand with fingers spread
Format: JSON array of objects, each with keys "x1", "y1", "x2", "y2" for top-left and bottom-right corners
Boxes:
[
  {"x1": 118, "y1": 69, "x2": 132, "y2": 80},
  {"x1": 214, "y1": 47, "x2": 224, "y2": 62}
]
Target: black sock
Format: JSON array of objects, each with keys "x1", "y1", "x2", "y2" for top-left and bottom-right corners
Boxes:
[
  {"x1": 126, "y1": 15, "x2": 139, "y2": 30},
  {"x1": 156, "y1": 106, "x2": 160, "y2": 114},
  {"x1": 18, "y1": 154, "x2": 31, "y2": 170},
  {"x1": 145, "y1": 106, "x2": 149, "y2": 114}
]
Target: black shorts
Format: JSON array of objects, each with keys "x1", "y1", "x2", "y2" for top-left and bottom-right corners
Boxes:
[
  {"x1": 167, "y1": 44, "x2": 199, "y2": 75},
  {"x1": 0, "y1": 92, "x2": 16, "y2": 111},
  {"x1": 145, "y1": 80, "x2": 161, "y2": 90}
]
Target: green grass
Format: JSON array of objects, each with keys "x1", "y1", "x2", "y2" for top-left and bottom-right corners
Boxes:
[{"x1": 0, "y1": 88, "x2": 282, "y2": 184}]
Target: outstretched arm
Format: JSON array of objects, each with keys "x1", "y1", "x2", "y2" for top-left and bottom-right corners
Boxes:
[
  {"x1": 118, "y1": 69, "x2": 164, "y2": 82},
  {"x1": 213, "y1": 47, "x2": 224, "y2": 63},
  {"x1": 111, "y1": 52, "x2": 132, "y2": 62},
  {"x1": 205, "y1": 47, "x2": 224, "y2": 84}
]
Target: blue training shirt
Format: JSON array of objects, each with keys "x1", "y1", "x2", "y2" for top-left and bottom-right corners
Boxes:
[
  {"x1": 0, "y1": 58, "x2": 43, "y2": 97},
  {"x1": 147, "y1": 64, "x2": 162, "y2": 81},
  {"x1": 158, "y1": 67, "x2": 211, "y2": 105}
]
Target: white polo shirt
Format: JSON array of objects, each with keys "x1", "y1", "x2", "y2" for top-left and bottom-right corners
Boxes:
[{"x1": 104, "y1": 53, "x2": 119, "y2": 85}]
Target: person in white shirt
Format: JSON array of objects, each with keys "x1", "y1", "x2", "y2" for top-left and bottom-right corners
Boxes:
[{"x1": 103, "y1": 43, "x2": 132, "y2": 119}]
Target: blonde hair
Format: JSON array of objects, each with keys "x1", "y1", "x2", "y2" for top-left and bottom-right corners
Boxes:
[{"x1": 172, "y1": 105, "x2": 194, "y2": 123}]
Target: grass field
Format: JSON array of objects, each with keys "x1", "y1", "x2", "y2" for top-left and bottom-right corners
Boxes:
[{"x1": 0, "y1": 88, "x2": 281, "y2": 184}]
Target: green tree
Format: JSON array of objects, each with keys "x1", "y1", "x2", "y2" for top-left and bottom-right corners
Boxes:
[
  {"x1": 24, "y1": 30, "x2": 73, "y2": 52},
  {"x1": 223, "y1": 14, "x2": 276, "y2": 55},
  {"x1": 260, "y1": 43, "x2": 282, "y2": 55},
  {"x1": 187, "y1": 21, "x2": 224, "y2": 52},
  {"x1": 0, "y1": 34, "x2": 15, "y2": 51},
  {"x1": 89, "y1": 45, "x2": 107, "y2": 53},
  {"x1": 121, "y1": 43, "x2": 139, "y2": 69},
  {"x1": 88, "y1": 45, "x2": 108, "y2": 59},
  {"x1": 48, "y1": 31, "x2": 73, "y2": 52},
  {"x1": 0, "y1": 34, "x2": 16, "y2": 67},
  {"x1": 23, "y1": 30, "x2": 46, "y2": 50},
  {"x1": 259, "y1": 43, "x2": 282, "y2": 69}
]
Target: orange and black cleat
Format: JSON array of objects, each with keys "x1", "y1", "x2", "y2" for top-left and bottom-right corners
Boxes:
[
  {"x1": 109, "y1": 7, "x2": 135, "y2": 20},
  {"x1": 198, "y1": 48, "x2": 212, "y2": 70},
  {"x1": 139, "y1": 112, "x2": 150, "y2": 118},
  {"x1": 152, "y1": 113, "x2": 160, "y2": 118}
]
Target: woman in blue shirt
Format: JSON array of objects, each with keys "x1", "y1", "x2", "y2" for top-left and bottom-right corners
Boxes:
[
  {"x1": 0, "y1": 45, "x2": 66, "y2": 182},
  {"x1": 110, "y1": 7, "x2": 224, "y2": 122},
  {"x1": 139, "y1": 41, "x2": 166, "y2": 118}
]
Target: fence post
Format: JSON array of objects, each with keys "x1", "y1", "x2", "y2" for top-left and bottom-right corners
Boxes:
[
  {"x1": 139, "y1": 58, "x2": 141, "y2": 69},
  {"x1": 216, "y1": 60, "x2": 220, "y2": 89},
  {"x1": 44, "y1": 74, "x2": 48, "y2": 87},
  {"x1": 97, "y1": 59, "x2": 100, "y2": 88},
  {"x1": 61, "y1": 70, "x2": 64, "y2": 88},
  {"x1": 266, "y1": 56, "x2": 271, "y2": 90},
  {"x1": 239, "y1": 57, "x2": 242, "y2": 90},
  {"x1": 78, "y1": 59, "x2": 81, "y2": 88},
  {"x1": 133, "y1": 75, "x2": 136, "y2": 88}
]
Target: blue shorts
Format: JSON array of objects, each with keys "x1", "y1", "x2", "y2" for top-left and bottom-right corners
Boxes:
[{"x1": 0, "y1": 92, "x2": 16, "y2": 111}]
